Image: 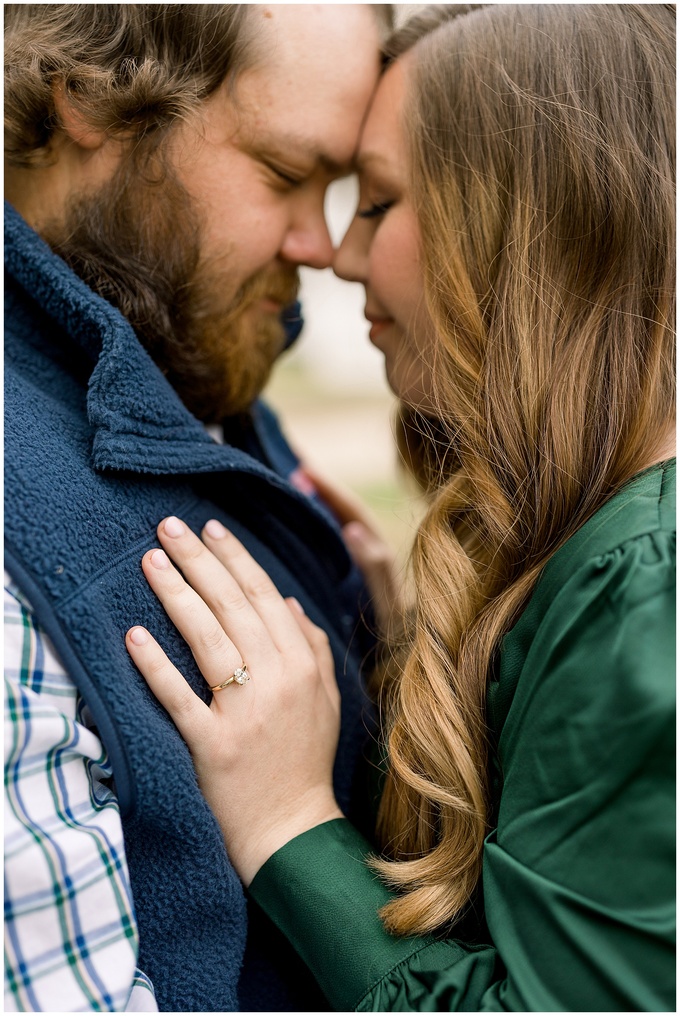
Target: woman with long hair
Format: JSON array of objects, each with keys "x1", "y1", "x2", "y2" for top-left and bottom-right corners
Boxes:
[{"x1": 125, "y1": 6, "x2": 675, "y2": 1009}]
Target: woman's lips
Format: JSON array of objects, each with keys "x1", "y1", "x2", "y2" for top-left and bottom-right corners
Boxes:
[{"x1": 367, "y1": 317, "x2": 393, "y2": 343}]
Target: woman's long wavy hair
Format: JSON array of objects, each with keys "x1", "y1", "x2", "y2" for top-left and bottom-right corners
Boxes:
[{"x1": 374, "y1": 4, "x2": 675, "y2": 936}]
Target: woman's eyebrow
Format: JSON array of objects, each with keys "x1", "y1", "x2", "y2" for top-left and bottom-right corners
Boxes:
[{"x1": 355, "y1": 150, "x2": 391, "y2": 173}]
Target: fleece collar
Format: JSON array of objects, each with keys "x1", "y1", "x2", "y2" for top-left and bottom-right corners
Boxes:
[
  {"x1": 5, "y1": 201, "x2": 244, "y2": 472},
  {"x1": 4, "y1": 201, "x2": 348, "y2": 566}
]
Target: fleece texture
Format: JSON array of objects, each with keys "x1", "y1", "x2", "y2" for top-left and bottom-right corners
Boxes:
[{"x1": 4, "y1": 202, "x2": 372, "y2": 1012}]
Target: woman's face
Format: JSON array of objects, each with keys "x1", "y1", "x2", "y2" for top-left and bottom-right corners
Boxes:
[{"x1": 334, "y1": 59, "x2": 435, "y2": 410}]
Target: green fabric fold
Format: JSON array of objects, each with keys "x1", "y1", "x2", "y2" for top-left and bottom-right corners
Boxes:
[{"x1": 249, "y1": 462, "x2": 675, "y2": 1012}]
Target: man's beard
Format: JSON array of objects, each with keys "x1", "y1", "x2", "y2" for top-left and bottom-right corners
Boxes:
[{"x1": 43, "y1": 154, "x2": 299, "y2": 422}]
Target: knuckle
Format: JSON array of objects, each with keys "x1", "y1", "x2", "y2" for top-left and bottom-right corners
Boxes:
[
  {"x1": 148, "y1": 653, "x2": 169, "y2": 679},
  {"x1": 243, "y1": 575, "x2": 277, "y2": 601},
  {"x1": 170, "y1": 683, "x2": 196, "y2": 716},
  {"x1": 218, "y1": 539, "x2": 247, "y2": 570},
  {"x1": 226, "y1": 534, "x2": 250, "y2": 558},
  {"x1": 212, "y1": 586, "x2": 249, "y2": 615},
  {"x1": 163, "y1": 573, "x2": 193, "y2": 602},
  {"x1": 172, "y1": 586, "x2": 196, "y2": 613},
  {"x1": 196, "y1": 622, "x2": 228, "y2": 653},
  {"x1": 159, "y1": 567, "x2": 184, "y2": 594},
  {"x1": 298, "y1": 654, "x2": 321, "y2": 685},
  {"x1": 183, "y1": 538, "x2": 206, "y2": 563}
]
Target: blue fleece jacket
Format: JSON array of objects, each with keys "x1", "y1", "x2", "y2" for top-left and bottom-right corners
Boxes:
[{"x1": 4, "y1": 202, "x2": 373, "y2": 1012}]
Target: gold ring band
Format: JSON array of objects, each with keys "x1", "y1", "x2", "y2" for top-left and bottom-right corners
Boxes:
[{"x1": 210, "y1": 665, "x2": 250, "y2": 692}]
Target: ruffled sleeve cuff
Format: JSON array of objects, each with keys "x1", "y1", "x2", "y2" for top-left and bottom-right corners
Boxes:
[{"x1": 248, "y1": 818, "x2": 431, "y2": 1010}]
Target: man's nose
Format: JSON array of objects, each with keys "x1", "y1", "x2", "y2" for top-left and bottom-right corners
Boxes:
[
  {"x1": 280, "y1": 216, "x2": 334, "y2": 270},
  {"x1": 332, "y1": 216, "x2": 367, "y2": 283}
]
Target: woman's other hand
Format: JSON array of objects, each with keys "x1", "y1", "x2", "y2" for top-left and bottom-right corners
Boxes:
[
  {"x1": 301, "y1": 465, "x2": 404, "y2": 637},
  {"x1": 125, "y1": 516, "x2": 343, "y2": 886}
]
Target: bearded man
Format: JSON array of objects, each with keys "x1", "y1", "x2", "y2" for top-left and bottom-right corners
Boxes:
[{"x1": 4, "y1": 5, "x2": 385, "y2": 1012}]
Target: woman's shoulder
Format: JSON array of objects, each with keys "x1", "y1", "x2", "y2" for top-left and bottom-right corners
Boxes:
[
  {"x1": 523, "y1": 458, "x2": 674, "y2": 627},
  {"x1": 491, "y1": 460, "x2": 675, "y2": 739}
]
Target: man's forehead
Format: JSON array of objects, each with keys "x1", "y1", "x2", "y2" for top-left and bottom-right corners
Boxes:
[{"x1": 231, "y1": 5, "x2": 382, "y2": 168}]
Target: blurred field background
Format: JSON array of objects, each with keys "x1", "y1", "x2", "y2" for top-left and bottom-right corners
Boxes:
[{"x1": 264, "y1": 5, "x2": 425, "y2": 565}]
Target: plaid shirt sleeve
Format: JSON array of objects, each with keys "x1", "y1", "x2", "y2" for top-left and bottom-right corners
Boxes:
[{"x1": 4, "y1": 577, "x2": 158, "y2": 1012}]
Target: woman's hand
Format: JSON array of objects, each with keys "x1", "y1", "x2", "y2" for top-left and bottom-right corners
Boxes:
[
  {"x1": 125, "y1": 516, "x2": 344, "y2": 886},
  {"x1": 301, "y1": 466, "x2": 404, "y2": 636}
]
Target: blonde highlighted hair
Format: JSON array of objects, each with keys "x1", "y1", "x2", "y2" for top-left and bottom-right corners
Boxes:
[{"x1": 375, "y1": 4, "x2": 675, "y2": 935}]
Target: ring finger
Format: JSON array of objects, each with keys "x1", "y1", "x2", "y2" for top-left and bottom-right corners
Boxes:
[{"x1": 142, "y1": 547, "x2": 254, "y2": 695}]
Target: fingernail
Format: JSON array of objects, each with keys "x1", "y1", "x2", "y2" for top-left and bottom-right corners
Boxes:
[
  {"x1": 151, "y1": 549, "x2": 169, "y2": 569},
  {"x1": 343, "y1": 522, "x2": 364, "y2": 542},
  {"x1": 129, "y1": 626, "x2": 149, "y2": 646},
  {"x1": 205, "y1": 519, "x2": 227, "y2": 539},
  {"x1": 163, "y1": 516, "x2": 184, "y2": 538},
  {"x1": 289, "y1": 597, "x2": 305, "y2": 615}
]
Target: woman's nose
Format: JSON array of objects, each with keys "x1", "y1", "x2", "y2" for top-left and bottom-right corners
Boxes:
[{"x1": 333, "y1": 216, "x2": 369, "y2": 283}]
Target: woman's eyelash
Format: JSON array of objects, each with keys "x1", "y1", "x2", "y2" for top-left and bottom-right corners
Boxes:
[{"x1": 357, "y1": 201, "x2": 394, "y2": 219}]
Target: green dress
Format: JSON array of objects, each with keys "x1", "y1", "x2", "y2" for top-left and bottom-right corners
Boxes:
[{"x1": 250, "y1": 460, "x2": 675, "y2": 1011}]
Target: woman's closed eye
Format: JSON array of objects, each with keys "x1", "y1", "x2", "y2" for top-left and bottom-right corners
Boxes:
[{"x1": 357, "y1": 200, "x2": 395, "y2": 220}]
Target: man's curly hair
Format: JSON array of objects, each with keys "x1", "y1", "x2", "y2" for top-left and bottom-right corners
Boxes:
[{"x1": 4, "y1": 4, "x2": 253, "y2": 166}]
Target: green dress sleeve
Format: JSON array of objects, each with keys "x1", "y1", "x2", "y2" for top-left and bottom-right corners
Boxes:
[{"x1": 249, "y1": 527, "x2": 675, "y2": 1012}]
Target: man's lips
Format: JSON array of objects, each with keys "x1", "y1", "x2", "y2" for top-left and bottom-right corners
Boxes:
[{"x1": 260, "y1": 297, "x2": 285, "y2": 313}]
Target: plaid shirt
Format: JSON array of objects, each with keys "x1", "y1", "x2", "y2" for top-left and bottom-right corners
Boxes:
[{"x1": 4, "y1": 577, "x2": 157, "y2": 1012}]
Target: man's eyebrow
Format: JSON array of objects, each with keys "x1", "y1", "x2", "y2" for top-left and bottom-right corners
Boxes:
[{"x1": 254, "y1": 132, "x2": 348, "y2": 175}]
